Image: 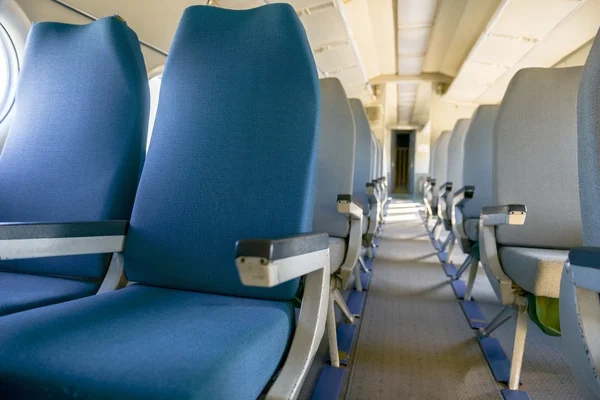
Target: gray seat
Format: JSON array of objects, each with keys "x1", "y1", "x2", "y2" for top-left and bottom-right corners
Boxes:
[
  {"x1": 435, "y1": 119, "x2": 471, "y2": 260},
  {"x1": 478, "y1": 66, "x2": 582, "y2": 393},
  {"x1": 560, "y1": 28, "x2": 600, "y2": 400},
  {"x1": 430, "y1": 130, "x2": 452, "y2": 242},
  {"x1": 464, "y1": 219, "x2": 479, "y2": 242},
  {"x1": 499, "y1": 247, "x2": 566, "y2": 298},
  {"x1": 446, "y1": 118, "x2": 471, "y2": 197},
  {"x1": 329, "y1": 237, "x2": 347, "y2": 270},
  {"x1": 315, "y1": 78, "x2": 365, "y2": 368},
  {"x1": 449, "y1": 106, "x2": 499, "y2": 294}
]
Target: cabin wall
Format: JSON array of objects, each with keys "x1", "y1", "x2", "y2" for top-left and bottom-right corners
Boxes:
[
  {"x1": 555, "y1": 41, "x2": 594, "y2": 68},
  {"x1": 414, "y1": 121, "x2": 431, "y2": 197},
  {"x1": 429, "y1": 91, "x2": 477, "y2": 147},
  {"x1": 384, "y1": 83, "x2": 397, "y2": 185}
]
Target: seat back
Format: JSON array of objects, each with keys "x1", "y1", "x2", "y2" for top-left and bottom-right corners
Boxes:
[
  {"x1": 446, "y1": 119, "x2": 470, "y2": 193},
  {"x1": 0, "y1": 17, "x2": 148, "y2": 280},
  {"x1": 124, "y1": 5, "x2": 320, "y2": 302},
  {"x1": 370, "y1": 134, "x2": 377, "y2": 181},
  {"x1": 350, "y1": 99, "x2": 372, "y2": 213},
  {"x1": 432, "y1": 130, "x2": 451, "y2": 186},
  {"x1": 312, "y1": 78, "x2": 355, "y2": 238},
  {"x1": 429, "y1": 135, "x2": 441, "y2": 178},
  {"x1": 461, "y1": 105, "x2": 499, "y2": 219},
  {"x1": 494, "y1": 67, "x2": 583, "y2": 249},
  {"x1": 578, "y1": 30, "x2": 600, "y2": 247},
  {"x1": 376, "y1": 139, "x2": 383, "y2": 178}
]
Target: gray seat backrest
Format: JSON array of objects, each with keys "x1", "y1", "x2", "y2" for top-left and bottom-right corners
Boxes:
[
  {"x1": 429, "y1": 135, "x2": 441, "y2": 177},
  {"x1": 462, "y1": 105, "x2": 500, "y2": 219},
  {"x1": 446, "y1": 118, "x2": 471, "y2": 193},
  {"x1": 312, "y1": 78, "x2": 355, "y2": 238},
  {"x1": 432, "y1": 130, "x2": 452, "y2": 186},
  {"x1": 578, "y1": 30, "x2": 600, "y2": 246},
  {"x1": 494, "y1": 67, "x2": 583, "y2": 249},
  {"x1": 350, "y1": 99, "x2": 372, "y2": 213},
  {"x1": 370, "y1": 134, "x2": 376, "y2": 181}
]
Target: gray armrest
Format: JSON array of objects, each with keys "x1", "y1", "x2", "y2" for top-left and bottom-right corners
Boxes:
[
  {"x1": 453, "y1": 185, "x2": 474, "y2": 207},
  {"x1": 566, "y1": 247, "x2": 600, "y2": 292},
  {"x1": 337, "y1": 194, "x2": 363, "y2": 220},
  {"x1": 439, "y1": 182, "x2": 453, "y2": 199},
  {"x1": 481, "y1": 204, "x2": 527, "y2": 226},
  {"x1": 0, "y1": 220, "x2": 128, "y2": 260},
  {"x1": 236, "y1": 233, "x2": 330, "y2": 287}
]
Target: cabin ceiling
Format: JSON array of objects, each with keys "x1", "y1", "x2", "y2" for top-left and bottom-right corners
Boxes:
[{"x1": 14, "y1": 0, "x2": 600, "y2": 127}]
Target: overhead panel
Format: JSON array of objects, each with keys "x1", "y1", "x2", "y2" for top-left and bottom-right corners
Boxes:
[
  {"x1": 396, "y1": 0, "x2": 438, "y2": 124},
  {"x1": 445, "y1": 0, "x2": 589, "y2": 104},
  {"x1": 216, "y1": 0, "x2": 370, "y2": 99}
]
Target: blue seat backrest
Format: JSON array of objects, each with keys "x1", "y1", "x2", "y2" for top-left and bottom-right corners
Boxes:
[
  {"x1": 312, "y1": 78, "x2": 355, "y2": 238},
  {"x1": 0, "y1": 17, "x2": 149, "y2": 280},
  {"x1": 349, "y1": 99, "x2": 372, "y2": 214},
  {"x1": 123, "y1": 5, "x2": 320, "y2": 302}
]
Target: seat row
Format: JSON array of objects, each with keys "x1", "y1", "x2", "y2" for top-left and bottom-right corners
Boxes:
[
  {"x1": 422, "y1": 26, "x2": 600, "y2": 399},
  {"x1": 0, "y1": 5, "x2": 386, "y2": 399}
]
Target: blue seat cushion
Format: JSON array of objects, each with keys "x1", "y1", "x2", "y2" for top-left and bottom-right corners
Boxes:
[
  {"x1": 0, "y1": 285, "x2": 295, "y2": 399},
  {"x1": 0, "y1": 271, "x2": 98, "y2": 316}
]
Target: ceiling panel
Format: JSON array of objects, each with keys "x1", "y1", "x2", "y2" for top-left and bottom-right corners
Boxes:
[
  {"x1": 216, "y1": 0, "x2": 265, "y2": 8},
  {"x1": 397, "y1": 27, "x2": 431, "y2": 55},
  {"x1": 397, "y1": 57, "x2": 425, "y2": 75},
  {"x1": 473, "y1": 35, "x2": 535, "y2": 66},
  {"x1": 397, "y1": 0, "x2": 437, "y2": 26},
  {"x1": 314, "y1": 43, "x2": 355, "y2": 72},
  {"x1": 490, "y1": 0, "x2": 581, "y2": 40},
  {"x1": 444, "y1": 0, "x2": 590, "y2": 104}
]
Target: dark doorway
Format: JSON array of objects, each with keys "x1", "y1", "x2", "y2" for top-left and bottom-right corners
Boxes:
[{"x1": 391, "y1": 130, "x2": 415, "y2": 194}]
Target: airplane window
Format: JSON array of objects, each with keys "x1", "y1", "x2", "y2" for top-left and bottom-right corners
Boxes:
[
  {"x1": 146, "y1": 74, "x2": 162, "y2": 150},
  {"x1": 0, "y1": 23, "x2": 17, "y2": 123}
]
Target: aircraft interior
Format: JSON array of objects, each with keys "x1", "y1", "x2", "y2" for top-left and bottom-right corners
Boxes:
[{"x1": 0, "y1": 0, "x2": 600, "y2": 399}]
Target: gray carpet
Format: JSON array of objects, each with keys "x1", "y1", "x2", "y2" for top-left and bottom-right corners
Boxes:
[
  {"x1": 299, "y1": 200, "x2": 583, "y2": 399},
  {"x1": 344, "y1": 205, "x2": 500, "y2": 400}
]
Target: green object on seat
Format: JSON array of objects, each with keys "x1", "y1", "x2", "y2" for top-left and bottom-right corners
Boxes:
[{"x1": 527, "y1": 292, "x2": 561, "y2": 336}]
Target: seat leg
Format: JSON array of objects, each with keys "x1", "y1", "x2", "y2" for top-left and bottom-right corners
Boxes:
[
  {"x1": 353, "y1": 262, "x2": 363, "y2": 292},
  {"x1": 327, "y1": 288, "x2": 340, "y2": 368},
  {"x1": 359, "y1": 257, "x2": 370, "y2": 273},
  {"x1": 333, "y1": 288, "x2": 354, "y2": 323},
  {"x1": 452, "y1": 254, "x2": 472, "y2": 280},
  {"x1": 441, "y1": 231, "x2": 454, "y2": 252},
  {"x1": 508, "y1": 301, "x2": 529, "y2": 391},
  {"x1": 464, "y1": 256, "x2": 479, "y2": 301},
  {"x1": 433, "y1": 219, "x2": 443, "y2": 241},
  {"x1": 479, "y1": 305, "x2": 516, "y2": 337}
]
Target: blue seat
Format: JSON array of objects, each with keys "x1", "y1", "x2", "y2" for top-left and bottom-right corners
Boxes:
[
  {"x1": 0, "y1": 17, "x2": 148, "y2": 315},
  {"x1": 0, "y1": 285, "x2": 294, "y2": 399},
  {"x1": 0, "y1": 5, "x2": 325, "y2": 399},
  {"x1": 0, "y1": 271, "x2": 98, "y2": 316}
]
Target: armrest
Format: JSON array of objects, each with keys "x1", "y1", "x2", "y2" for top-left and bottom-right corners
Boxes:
[
  {"x1": 453, "y1": 185, "x2": 475, "y2": 207},
  {"x1": 566, "y1": 247, "x2": 600, "y2": 292},
  {"x1": 481, "y1": 204, "x2": 527, "y2": 226},
  {"x1": 366, "y1": 182, "x2": 378, "y2": 202},
  {"x1": 439, "y1": 182, "x2": 453, "y2": 193},
  {"x1": 337, "y1": 194, "x2": 363, "y2": 220},
  {"x1": 429, "y1": 178, "x2": 436, "y2": 187},
  {"x1": 236, "y1": 233, "x2": 330, "y2": 287},
  {"x1": 0, "y1": 220, "x2": 128, "y2": 260},
  {"x1": 568, "y1": 247, "x2": 600, "y2": 270}
]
